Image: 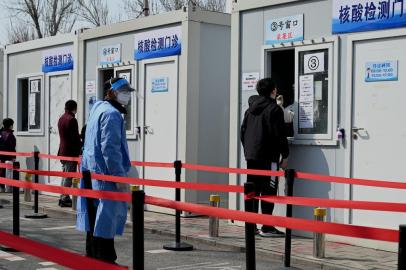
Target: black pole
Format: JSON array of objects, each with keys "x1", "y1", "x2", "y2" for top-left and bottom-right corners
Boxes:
[
  {"x1": 398, "y1": 225, "x2": 406, "y2": 270},
  {"x1": 12, "y1": 161, "x2": 20, "y2": 236},
  {"x1": 284, "y1": 169, "x2": 295, "y2": 268},
  {"x1": 163, "y1": 160, "x2": 193, "y2": 251},
  {"x1": 244, "y1": 182, "x2": 256, "y2": 270},
  {"x1": 132, "y1": 187, "x2": 145, "y2": 270},
  {"x1": 25, "y1": 151, "x2": 47, "y2": 218}
]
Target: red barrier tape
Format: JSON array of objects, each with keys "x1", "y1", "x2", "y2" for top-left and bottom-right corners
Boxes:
[
  {"x1": 257, "y1": 195, "x2": 406, "y2": 213},
  {"x1": 131, "y1": 161, "x2": 174, "y2": 168},
  {"x1": 0, "y1": 177, "x2": 131, "y2": 202},
  {"x1": 0, "y1": 151, "x2": 33, "y2": 157},
  {"x1": 182, "y1": 163, "x2": 285, "y2": 177},
  {"x1": 145, "y1": 195, "x2": 399, "y2": 243},
  {"x1": 0, "y1": 176, "x2": 399, "y2": 243},
  {"x1": 296, "y1": 171, "x2": 406, "y2": 190},
  {"x1": 0, "y1": 230, "x2": 126, "y2": 270},
  {"x1": 14, "y1": 169, "x2": 244, "y2": 193},
  {"x1": 38, "y1": 153, "x2": 80, "y2": 162},
  {"x1": 0, "y1": 163, "x2": 13, "y2": 169}
]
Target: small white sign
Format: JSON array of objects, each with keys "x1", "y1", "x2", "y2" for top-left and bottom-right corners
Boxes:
[
  {"x1": 30, "y1": 80, "x2": 40, "y2": 93},
  {"x1": 100, "y1": 44, "x2": 121, "y2": 65},
  {"x1": 85, "y1": 81, "x2": 96, "y2": 95},
  {"x1": 242, "y1": 72, "x2": 260, "y2": 91},
  {"x1": 299, "y1": 101, "x2": 314, "y2": 129},
  {"x1": 118, "y1": 72, "x2": 132, "y2": 84},
  {"x1": 265, "y1": 14, "x2": 304, "y2": 45},
  {"x1": 152, "y1": 77, "x2": 169, "y2": 93},
  {"x1": 315, "y1": 81, "x2": 323, "y2": 101},
  {"x1": 304, "y1": 52, "x2": 325, "y2": 74},
  {"x1": 299, "y1": 75, "x2": 314, "y2": 102},
  {"x1": 29, "y1": 93, "x2": 36, "y2": 126}
]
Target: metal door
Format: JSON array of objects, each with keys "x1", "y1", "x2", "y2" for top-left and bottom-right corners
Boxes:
[
  {"x1": 351, "y1": 36, "x2": 406, "y2": 229},
  {"x1": 47, "y1": 73, "x2": 72, "y2": 186},
  {"x1": 141, "y1": 57, "x2": 178, "y2": 213}
]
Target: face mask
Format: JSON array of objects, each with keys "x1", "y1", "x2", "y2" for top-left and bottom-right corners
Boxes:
[{"x1": 116, "y1": 91, "x2": 131, "y2": 106}]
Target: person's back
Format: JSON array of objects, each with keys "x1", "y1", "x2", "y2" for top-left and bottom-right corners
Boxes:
[{"x1": 0, "y1": 118, "x2": 16, "y2": 193}]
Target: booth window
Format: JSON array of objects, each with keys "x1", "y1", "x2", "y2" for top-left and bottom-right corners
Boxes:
[
  {"x1": 17, "y1": 76, "x2": 43, "y2": 133},
  {"x1": 294, "y1": 42, "x2": 334, "y2": 142}
]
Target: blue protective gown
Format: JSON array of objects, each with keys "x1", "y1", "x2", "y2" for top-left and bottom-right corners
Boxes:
[{"x1": 76, "y1": 101, "x2": 131, "y2": 239}]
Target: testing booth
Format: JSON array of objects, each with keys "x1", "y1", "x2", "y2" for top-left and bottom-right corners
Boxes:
[
  {"x1": 3, "y1": 8, "x2": 231, "y2": 213},
  {"x1": 229, "y1": 0, "x2": 406, "y2": 251}
]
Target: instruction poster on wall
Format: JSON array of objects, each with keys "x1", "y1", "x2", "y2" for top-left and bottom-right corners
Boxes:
[
  {"x1": 241, "y1": 72, "x2": 260, "y2": 91},
  {"x1": 299, "y1": 102, "x2": 314, "y2": 129},
  {"x1": 85, "y1": 80, "x2": 96, "y2": 95},
  {"x1": 299, "y1": 75, "x2": 314, "y2": 102},
  {"x1": 29, "y1": 93, "x2": 37, "y2": 126},
  {"x1": 365, "y1": 60, "x2": 398, "y2": 82},
  {"x1": 152, "y1": 77, "x2": 169, "y2": 93}
]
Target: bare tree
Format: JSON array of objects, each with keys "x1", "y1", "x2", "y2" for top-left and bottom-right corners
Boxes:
[
  {"x1": 76, "y1": 0, "x2": 110, "y2": 27},
  {"x1": 159, "y1": 0, "x2": 185, "y2": 11},
  {"x1": 199, "y1": 0, "x2": 225, "y2": 12},
  {"x1": 7, "y1": 20, "x2": 36, "y2": 44},
  {"x1": 2, "y1": 0, "x2": 77, "y2": 42},
  {"x1": 124, "y1": 0, "x2": 159, "y2": 17}
]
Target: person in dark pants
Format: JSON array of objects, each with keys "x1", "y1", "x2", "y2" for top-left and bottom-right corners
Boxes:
[
  {"x1": 241, "y1": 78, "x2": 289, "y2": 237},
  {"x1": 57, "y1": 100, "x2": 82, "y2": 207},
  {"x1": 76, "y1": 78, "x2": 133, "y2": 264},
  {"x1": 0, "y1": 118, "x2": 16, "y2": 192}
]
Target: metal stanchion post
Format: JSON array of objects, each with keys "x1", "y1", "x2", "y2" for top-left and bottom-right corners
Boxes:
[
  {"x1": 284, "y1": 169, "x2": 295, "y2": 268},
  {"x1": 163, "y1": 160, "x2": 193, "y2": 251},
  {"x1": 313, "y1": 208, "x2": 327, "y2": 258},
  {"x1": 132, "y1": 185, "x2": 145, "y2": 270},
  {"x1": 25, "y1": 151, "x2": 47, "y2": 219},
  {"x1": 71, "y1": 178, "x2": 80, "y2": 210},
  {"x1": 398, "y1": 225, "x2": 406, "y2": 270},
  {"x1": 244, "y1": 182, "x2": 256, "y2": 270},
  {"x1": 12, "y1": 161, "x2": 20, "y2": 236},
  {"x1": 209, "y1": 195, "x2": 220, "y2": 238}
]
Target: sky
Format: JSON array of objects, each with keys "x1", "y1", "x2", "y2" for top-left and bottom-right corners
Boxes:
[{"x1": 0, "y1": 0, "x2": 232, "y2": 46}]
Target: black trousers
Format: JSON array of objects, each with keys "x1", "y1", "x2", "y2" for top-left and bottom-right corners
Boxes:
[
  {"x1": 246, "y1": 160, "x2": 279, "y2": 231},
  {"x1": 85, "y1": 200, "x2": 117, "y2": 263}
]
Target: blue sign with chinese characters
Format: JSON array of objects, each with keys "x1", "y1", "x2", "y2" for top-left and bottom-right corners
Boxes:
[
  {"x1": 134, "y1": 26, "x2": 182, "y2": 61},
  {"x1": 42, "y1": 46, "x2": 74, "y2": 73},
  {"x1": 265, "y1": 14, "x2": 304, "y2": 45},
  {"x1": 151, "y1": 77, "x2": 169, "y2": 93},
  {"x1": 333, "y1": 0, "x2": 406, "y2": 34},
  {"x1": 365, "y1": 60, "x2": 398, "y2": 82}
]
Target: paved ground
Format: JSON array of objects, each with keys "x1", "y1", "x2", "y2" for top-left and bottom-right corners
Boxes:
[{"x1": 0, "y1": 193, "x2": 398, "y2": 270}]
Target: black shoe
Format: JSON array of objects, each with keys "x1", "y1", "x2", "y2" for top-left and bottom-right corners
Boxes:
[
  {"x1": 259, "y1": 227, "x2": 285, "y2": 237},
  {"x1": 58, "y1": 199, "x2": 72, "y2": 208}
]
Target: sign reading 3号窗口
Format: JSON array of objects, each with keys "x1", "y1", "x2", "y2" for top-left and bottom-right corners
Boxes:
[
  {"x1": 134, "y1": 26, "x2": 182, "y2": 60},
  {"x1": 265, "y1": 14, "x2": 304, "y2": 45},
  {"x1": 333, "y1": 0, "x2": 406, "y2": 34},
  {"x1": 42, "y1": 46, "x2": 74, "y2": 73}
]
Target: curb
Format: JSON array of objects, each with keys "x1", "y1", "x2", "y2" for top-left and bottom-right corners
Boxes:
[{"x1": 7, "y1": 198, "x2": 356, "y2": 270}]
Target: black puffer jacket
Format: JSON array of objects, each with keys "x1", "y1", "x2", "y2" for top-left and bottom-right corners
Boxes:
[{"x1": 240, "y1": 95, "x2": 289, "y2": 162}]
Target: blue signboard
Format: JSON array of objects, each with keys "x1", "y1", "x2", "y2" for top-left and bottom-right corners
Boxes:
[
  {"x1": 151, "y1": 77, "x2": 169, "y2": 93},
  {"x1": 134, "y1": 26, "x2": 182, "y2": 61},
  {"x1": 42, "y1": 46, "x2": 74, "y2": 73},
  {"x1": 265, "y1": 14, "x2": 304, "y2": 45},
  {"x1": 365, "y1": 60, "x2": 398, "y2": 82},
  {"x1": 333, "y1": 0, "x2": 406, "y2": 34}
]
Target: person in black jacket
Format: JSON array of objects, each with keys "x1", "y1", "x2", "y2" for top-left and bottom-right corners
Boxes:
[
  {"x1": 241, "y1": 78, "x2": 289, "y2": 237},
  {"x1": 0, "y1": 118, "x2": 16, "y2": 193}
]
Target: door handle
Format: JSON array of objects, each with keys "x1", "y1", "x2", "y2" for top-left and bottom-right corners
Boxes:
[
  {"x1": 352, "y1": 127, "x2": 365, "y2": 133},
  {"x1": 49, "y1": 126, "x2": 57, "y2": 134},
  {"x1": 144, "y1": 126, "x2": 153, "y2": 135}
]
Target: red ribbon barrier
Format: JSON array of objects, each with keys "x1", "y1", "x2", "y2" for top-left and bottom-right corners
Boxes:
[
  {"x1": 38, "y1": 153, "x2": 80, "y2": 162},
  {"x1": 257, "y1": 195, "x2": 406, "y2": 213},
  {"x1": 145, "y1": 195, "x2": 399, "y2": 243},
  {"x1": 0, "y1": 230, "x2": 127, "y2": 270},
  {"x1": 0, "y1": 176, "x2": 399, "y2": 243},
  {"x1": 296, "y1": 171, "x2": 406, "y2": 190},
  {"x1": 0, "y1": 151, "x2": 33, "y2": 157},
  {"x1": 0, "y1": 163, "x2": 13, "y2": 169},
  {"x1": 131, "y1": 161, "x2": 174, "y2": 168},
  {"x1": 182, "y1": 163, "x2": 285, "y2": 177},
  {"x1": 0, "y1": 177, "x2": 131, "y2": 202}
]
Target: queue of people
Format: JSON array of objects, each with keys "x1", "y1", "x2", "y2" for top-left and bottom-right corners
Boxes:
[{"x1": 1, "y1": 76, "x2": 290, "y2": 265}]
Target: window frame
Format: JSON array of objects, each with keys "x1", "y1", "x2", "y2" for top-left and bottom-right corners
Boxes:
[{"x1": 16, "y1": 73, "x2": 45, "y2": 136}]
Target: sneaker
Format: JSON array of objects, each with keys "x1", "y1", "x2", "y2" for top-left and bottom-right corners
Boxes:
[{"x1": 259, "y1": 227, "x2": 285, "y2": 237}]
